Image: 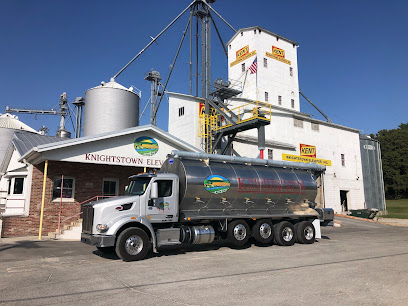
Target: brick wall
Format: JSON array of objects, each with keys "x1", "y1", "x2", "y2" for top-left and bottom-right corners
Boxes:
[{"x1": 2, "y1": 161, "x2": 143, "y2": 237}]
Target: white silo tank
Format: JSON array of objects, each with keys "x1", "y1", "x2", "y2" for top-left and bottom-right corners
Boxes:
[{"x1": 83, "y1": 79, "x2": 140, "y2": 137}]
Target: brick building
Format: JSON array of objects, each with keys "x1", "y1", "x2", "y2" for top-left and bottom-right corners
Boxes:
[{"x1": 0, "y1": 125, "x2": 200, "y2": 237}]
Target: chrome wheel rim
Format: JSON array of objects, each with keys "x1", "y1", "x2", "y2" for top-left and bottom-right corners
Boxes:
[
  {"x1": 282, "y1": 227, "x2": 293, "y2": 242},
  {"x1": 304, "y1": 226, "x2": 314, "y2": 240},
  {"x1": 233, "y1": 224, "x2": 247, "y2": 241},
  {"x1": 259, "y1": 223, "x2": 272, "y2": 239},
  {"x1": 125, "y1": 235, "x2": 144, "y2": 255}
]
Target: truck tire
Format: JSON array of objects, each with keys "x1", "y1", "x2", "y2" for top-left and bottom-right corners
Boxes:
[
  {"x1": 252, "y1": 219, "x2": 274, "y2": 244},
  {"x1": 296, "y1": 221, "x2": 315, "y2": 244},
  {"x1": 96, "y1": 246, "x2": 115, "y2": 253},
  {"x1": 115, "y1": 228, "x2": 150, "y2": 261},
  {"x1": 228, "y1": 219, "x2": 250, "y2": 247},
  {"x1": 274, "y1": 221, "x2": 295, "y2": 246}
]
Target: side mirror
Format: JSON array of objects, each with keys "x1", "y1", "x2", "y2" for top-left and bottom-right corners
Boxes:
[{"x1": 150, "y1": 182, "x2": 158, "y2": 199}]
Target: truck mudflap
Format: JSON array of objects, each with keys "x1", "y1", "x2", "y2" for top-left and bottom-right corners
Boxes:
[
  {"x1": 312, "y1": 219, "x2": 322, "y2": 239},
  {"x1": 81, "y1": 233, "x2": 116, "y2": 247}
]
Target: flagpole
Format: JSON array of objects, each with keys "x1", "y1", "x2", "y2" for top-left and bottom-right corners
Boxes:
[{"x1": 256, "y1": 57, "x2": 258, "y2": 101}]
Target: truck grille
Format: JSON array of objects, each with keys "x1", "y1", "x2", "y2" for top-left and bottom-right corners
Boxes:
[{"x1": 82, "y1": 204, "x2": 94, "y2": 234}]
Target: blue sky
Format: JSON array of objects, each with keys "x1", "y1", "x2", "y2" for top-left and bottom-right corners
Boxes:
[{"x1": 1, "y1": 0, "x2": 407, "y2": 136}]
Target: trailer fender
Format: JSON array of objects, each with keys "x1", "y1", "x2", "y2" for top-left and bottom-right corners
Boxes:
[{"x1": 106, "y1": 216, "x2": 157, "y2": 252}]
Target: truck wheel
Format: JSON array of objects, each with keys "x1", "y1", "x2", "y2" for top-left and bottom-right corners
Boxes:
[
  {"x1": 252, "y1": 219, "x2": 274, "y2": 244},
  {"x1": 274, "y1": 221, "x2": 295, "y2": 246},
  {"x1": 115, "y1": 228, "x2": 150, "y2": 261},
  {"x1": 228, "y1": 220, "x2": 250, "y2": 247},
  {"x1": 296, "y1": 221, "x2": 315, "y2": 244}
]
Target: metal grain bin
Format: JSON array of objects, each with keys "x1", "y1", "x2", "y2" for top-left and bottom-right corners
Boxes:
[{"x1": 83, "y1": 79, "x2": 140, "y2": 137}]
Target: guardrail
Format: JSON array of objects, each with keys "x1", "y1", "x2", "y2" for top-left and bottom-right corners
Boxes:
[{"x1": 58, "y1": 195, "x2": 115, "y2": 234}]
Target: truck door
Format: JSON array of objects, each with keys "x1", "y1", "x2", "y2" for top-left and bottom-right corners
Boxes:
[{"x1": 147, "y1": 179, "x2": 178, "y2": 223}]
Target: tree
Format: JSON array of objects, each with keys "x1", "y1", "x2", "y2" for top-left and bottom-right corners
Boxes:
[{"x1": 371, "y1": 123, "x2": 408, "y2": 199}]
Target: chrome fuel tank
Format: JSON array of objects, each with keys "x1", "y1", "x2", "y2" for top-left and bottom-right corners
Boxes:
[{"x1": 160, "y1": 157, "x2": 319, "y2": 219}]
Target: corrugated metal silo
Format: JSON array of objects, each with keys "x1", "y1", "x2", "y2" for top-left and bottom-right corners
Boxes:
[
  {"x1": 83, "y1": 79, "x2": 140, "y2": 137},
  {"x1": 359, "y1": 134, "x2": 386, "y2": 211},
  {"x1": 0, "y1": 114, "x2": 38, "y2": 168}
]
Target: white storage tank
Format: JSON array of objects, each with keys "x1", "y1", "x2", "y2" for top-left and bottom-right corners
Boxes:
[{"x1": 83, "y1": 78, "x2": 140, "y2": 137}]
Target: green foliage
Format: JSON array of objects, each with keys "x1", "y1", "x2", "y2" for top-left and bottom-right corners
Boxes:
[
  {"x1": 372, "y1": 123, "x2": 408, "y2": 199},
  {"x1": 382, "y1": 199, "x2": 408, "y2": 219}
]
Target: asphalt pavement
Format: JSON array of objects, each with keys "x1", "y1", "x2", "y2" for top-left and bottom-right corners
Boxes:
[{"x1": 1, "y1": 217, "x2": 408, "y2": 305}]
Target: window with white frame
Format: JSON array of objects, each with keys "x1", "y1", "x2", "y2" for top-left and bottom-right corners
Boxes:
[
  {"x1": 290, "y1": 67, "x2": 293, "y2": 76},
  {"x1": 278, "y1": 95, "x2": 282, "y2": 105},
  {"x1": 103, "y1": 178, "x2": 119, "y2": 196},
  {"x1": 291, "y1": 99, "x2": 295, "y2": 108},
  {"x1": 241, "y1": 63, "x2": 245, "y2": 72},
  {"x1": 52, "y1": 177, "x2": 75, "y2": 200},
  {"x1": 311, "y1": 122, "x2": 320, "y2": 131},
  {"x1": 7, "y1": 177, "x2": 25, "y2": 195},
  {"x1": 263, "y1": 58, "x2": 267, "y2": 68},
  {"x1": 265, "y1": 92, "x2": 269, "y2": 102}
]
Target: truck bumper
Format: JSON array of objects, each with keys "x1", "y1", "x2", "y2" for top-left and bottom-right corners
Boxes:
[{"x1": 81, "y1": 233, "x2": 116, "y2": 247}]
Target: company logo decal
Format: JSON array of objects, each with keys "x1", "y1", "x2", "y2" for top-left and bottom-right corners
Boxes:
[
  {"x1": 266, "y1": 46, "x2": 291, "y2": 65},
  {"x1": 134, "y1": 136, "x2": 159, "y2": 156},
  {"x1": 300, "y1": 144, "x2": 316, "y2": 158},
  {"x1": 204, "y1": 175, "x2": 231, "y2": 194},
  {"x1": 230, "y1": 45, "x2": 257, "y2": 67},
  {"x1": 159, "y1": 201, "x2": 170, "y2": 211},
  {"x1": 236, "y1": 45, "x2": 249, "y2": 59}
]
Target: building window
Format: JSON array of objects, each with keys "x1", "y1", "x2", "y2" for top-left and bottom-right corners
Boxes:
[
  {"x1": 263, "y1": 58, "x2": 267, "y2": 68},
  {"x1": 259, "y1": 29, "x2": 262, "y2": 34},
  {"x1": 341, "y1": 154, "x2": 346, "y2": 166},
  {"x1": 103, "y1": 178, "x2": 118, "y2": 196},
  {"x1": 294, "y1": 118, "x2": 303, "y2": 128},
  {"x1": 268, "y1": 149, "x2": 273, "y2": 160},
  {"x1": 7, "y1": 177, "x2": 24, "y2": 195},
  {"x1": 278, "y1": 95, "x2": 282, "y2": 105},
  {"x1": 265, "y1": 92, "x2": 269, "y2": 102},
  {"x1": 241, "y1": 32, "x2": 243, "y2": 37},
  {"x1": 291, "y1": 99, "x2": 295, "y2": 108},
  {"x1": 53, "y1": 177, "x2": 75, "y2": 200},
  {"x1": 290, "y1": 67, "x2": 293, "y2": 76},
  {"x1": 229, "y1": 45, "x2": 231, "y2": 49},
  {"x1": 242, "y1": 63, "x2": 245, "y2": 72},
  {"x1": 311, "y1": 123, "x2": 320, "y2": 131},
  {"x1": 254, "y1": 29, "x2": 257, "y2": 34},
  {"x1": 178, "y1": 106, "x2": 184, "y2": 117}
]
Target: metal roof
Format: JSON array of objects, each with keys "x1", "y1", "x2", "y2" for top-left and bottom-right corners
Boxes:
[
  {"x1": 226, "y1": 26, "x2": 298, "y2": 47},
  {"x1": 19, "y1": 124, "x2": 203, "y2": 164},
  {"x1": 12, "y1": 131, "x2": 65, "y2": 157}
]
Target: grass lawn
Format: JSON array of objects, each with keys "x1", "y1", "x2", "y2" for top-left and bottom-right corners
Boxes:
[{"x1": 382, "y1": 199, "x2": 408, "y2": 219}]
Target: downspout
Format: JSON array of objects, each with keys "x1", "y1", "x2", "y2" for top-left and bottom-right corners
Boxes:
[{"x1": 38, "y1": 160, "x2": 48, "y2": 240}]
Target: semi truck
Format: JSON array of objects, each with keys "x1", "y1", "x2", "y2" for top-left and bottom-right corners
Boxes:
[{"x1": 81, "y1": 151, "x2": 334, "y2": 261}]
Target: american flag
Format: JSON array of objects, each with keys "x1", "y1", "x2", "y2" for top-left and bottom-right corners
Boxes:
[{"x1": 249, "y1": 57, "x2": 257, "y2": 74}]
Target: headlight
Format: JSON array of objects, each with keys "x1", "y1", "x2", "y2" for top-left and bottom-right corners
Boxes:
[{"x1": 96, "y1": 224, "x2": 109, "y2": 233}]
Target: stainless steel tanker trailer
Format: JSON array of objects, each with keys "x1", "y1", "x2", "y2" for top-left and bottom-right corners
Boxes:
[{"x1": 81, "y1": 151, "x2": 334, "y2": 261}]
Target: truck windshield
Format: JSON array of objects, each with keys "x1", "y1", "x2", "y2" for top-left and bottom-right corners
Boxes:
[{"x1": 125, "y1": 178, "x2": 151, "y2": 196}]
